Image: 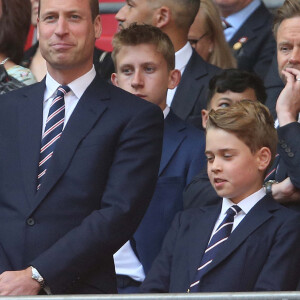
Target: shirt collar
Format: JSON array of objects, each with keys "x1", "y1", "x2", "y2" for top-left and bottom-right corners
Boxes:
[
  {"x1": 221, "y1": 187, "x2": 265, "y2": 216},
  {"x1": 225, "y1": 0, "x2": 261, "y2": 30},
  {"x1": 44, "y1": 66, "x2": 96, "y2": 101},
  {"x1": 175, "y1": 42, "x2": 193, "y2": 72},
  {"x1": 163, "y1": 105, "x2": 170, "y2": 119}
]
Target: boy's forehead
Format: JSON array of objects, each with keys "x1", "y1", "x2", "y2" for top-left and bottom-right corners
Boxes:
[{"x1": 116, "y1": 43, "x2": 165, "y2": 65}]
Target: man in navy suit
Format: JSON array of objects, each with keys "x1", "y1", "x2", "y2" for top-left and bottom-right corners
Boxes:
[
  {"x1": 110, "y1": 24, "x2": 206, "y2": 293},
  {"x1": 0, "y1": 0, "x2": 164, "y2": 295},
  {"x1": 216, "y1": 0, "x2": 275, "y2": 79},
  {"x1": 115, "y1": 0, "x2": 220, "y2": 130},
  {"x1": 141, "y1": 100, "x2": 300, "y2": 293}
]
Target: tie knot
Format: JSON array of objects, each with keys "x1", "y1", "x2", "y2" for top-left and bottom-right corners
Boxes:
[
  {"x1": 56, "y1": 85, "x2": 70, "y2": 97},
  {"x1": 226, "y1": 205, "x2": 241, "y2": 217}
]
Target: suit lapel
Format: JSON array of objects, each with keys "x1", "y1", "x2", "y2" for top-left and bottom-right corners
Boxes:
[
  {"x1": 171, "y1": 51, "x2": 208, "y2": 120},
  {"x1": 18, "y1": 81, "x2": 45, "y2": 207},
  {"x1": 159, "y1": 111, "x2": 186, "y2": 175},
  {"x1": 188, "y1": 205, "x2": 221, "y2": 282},
  {"x1": 30, "y1": 75, "x2": 110, "y2": 212},
  {"x1": 229, "y1": 4, "x2": 268, "y2": 47},
  {"x1": 202, "y1": 195, "x2": 277, "y2": 276}
]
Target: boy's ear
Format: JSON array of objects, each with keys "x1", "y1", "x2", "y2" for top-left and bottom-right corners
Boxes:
[
  {"x1": 167, "y1": 69, "x2": 181, "y2": 90},
  {"x1": 111, "y1": 73, "x2": 119, "y2": 87},
  {"x1": 201, "y1": 109, "x2": 209, "y2": 129},
  {"x1": 153, "y1": 6, "x2": 171, "y2": 28},
  {"x1": 256, "y1": 147, "x2": 272, "y2": 172}
]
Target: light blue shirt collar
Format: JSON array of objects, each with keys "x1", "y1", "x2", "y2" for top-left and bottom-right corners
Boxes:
[{"x1": 224, "y1": 0, "x2": 261, "y2": 42}]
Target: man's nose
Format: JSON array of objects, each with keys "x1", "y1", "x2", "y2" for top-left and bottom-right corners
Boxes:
[
  {"x1": 131, "y1": 70, "x2": 144, "y2": 88},
  {"x1": 115, "y1": 5, "x2": 127, "y2": 22},
  {"x1": 55, "y1": 16, "x2": 69, "y2": 36}
]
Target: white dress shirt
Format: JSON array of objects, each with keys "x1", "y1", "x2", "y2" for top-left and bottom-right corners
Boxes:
[
  {"x1": 210, "y1": 188, "x2": 266, "y2": 240},
  {"x1": 42, "y1": 66, "x2": 96, "y2": 135},
  {"x1": 223, "y1": 0, "x2": 261, "y2": 42},
  {"x1": 166, "y1": 42, "x2": 193, "y2": 107}
]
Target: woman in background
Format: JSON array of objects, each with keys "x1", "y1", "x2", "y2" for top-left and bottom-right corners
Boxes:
[
  {"x1": 0, "y1": 0, "x2": 36, "y2": 85},
  {"x1": 188, "y1": 0, "x2": 236, "y2": 69}
]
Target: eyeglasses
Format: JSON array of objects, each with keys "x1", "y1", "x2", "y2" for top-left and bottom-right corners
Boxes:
[{"x1": 188, "y1": 32, "x2": 209, "y2": 46}]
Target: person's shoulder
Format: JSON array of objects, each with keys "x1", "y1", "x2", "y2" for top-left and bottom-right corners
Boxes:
[{"x1": 189, "y1": 50, "x2": 221, "y2": 73}]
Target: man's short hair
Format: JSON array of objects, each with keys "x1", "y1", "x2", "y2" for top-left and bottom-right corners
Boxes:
[
  {"x1": 148, "y1": 0, "x2": 200, "y2": 30},
  {"x1": 207, "y1": 69, "x2": 267, "y2": 108},
  {"x1": 112, "y1": 23, "x2": 175, "y2": 70},
  {"x1": 38, "y1": 0, "x2": 99, "y2": 20},
  {"x1": 206, "y1": 100, "x2": 277, "y2": 168},
  {"x1": 273, "y1": 0, "x2": 300, "y2": 39}
]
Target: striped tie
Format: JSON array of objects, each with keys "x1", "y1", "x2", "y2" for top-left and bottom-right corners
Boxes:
[
  {"x1": 37, "y1": 85, "x2": 70, "y2": 190},
  {"x1": 188, "y1": 205, "x2": 241, "y2": 292}
]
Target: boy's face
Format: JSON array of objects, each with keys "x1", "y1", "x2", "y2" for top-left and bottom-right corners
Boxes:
[
  {"x1": 111, "y1": 43, "x2": 180, "y2": 110},
  {"x1": 205, "y1": 127, "x2": 265, "y2": 204},
  {"x1": 201, "y1": 88, "x2": 257, "y2": 128}
]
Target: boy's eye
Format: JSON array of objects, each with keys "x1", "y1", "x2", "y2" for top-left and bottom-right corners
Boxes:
[
  {"x1": 206, "y1": 156, "x2": 214, "y2": 162},
  {"x1": 121, "y1": 68, "x2": 133, "y2": 75},
  {"x1": 223, "y1": 153, "x2": 232, "y2": 159},
  {"x1": 145, "y1": 66, "x2": 155, "y2": 73},
  {"x1": 218, "y1": 102, "x2": 230, "y2": 108}
]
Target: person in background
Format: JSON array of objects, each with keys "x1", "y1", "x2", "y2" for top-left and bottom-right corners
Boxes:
[
  {"x1": 188, "y1": 0, "x2": 237, "y2": 69},
  {"x1": 214, "y1": 0, "x2": 275, "y2": 79},
  {"x1": 116, "y1": 0, "x2": 220, "y2": 130},
  {"x1": 0, "y1": 0, "x2": 36, "y2": 85},
  {"x1": 183, "y1": 69, "x2": 266, "y2": 209},
  {"x1": 111, "y1": 23, "x2": 206, "y2": 293}
]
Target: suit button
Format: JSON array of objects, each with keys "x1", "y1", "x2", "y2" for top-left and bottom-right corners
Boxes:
[
  {"x1": 288, "y1": 152, "x2": 295, "y2": 157},
  {"x1": 26, "y1": 218, "x2": 35, "y2": 226},
  {"x1": 281, "y1": 143, "x2": 287, "y2": 149}
]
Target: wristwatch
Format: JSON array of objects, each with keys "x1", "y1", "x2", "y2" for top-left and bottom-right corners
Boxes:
[
  {"x1": 264, "y1": 180, "x2": 278, "y2": 196},
  {"x1": 31, "y1": 266, "x2": 45, "y2": 288}
]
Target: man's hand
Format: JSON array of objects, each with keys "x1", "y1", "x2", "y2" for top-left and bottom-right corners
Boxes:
[
  {"x1": 276, "y1": 68, "x2": 300, "y2": 126},
  {"x1": 272, "y1": 177, "x2": 300, "y2": 203},
  {"x1": 0, "y1": 267, "x2": 41, "y2": 296}
]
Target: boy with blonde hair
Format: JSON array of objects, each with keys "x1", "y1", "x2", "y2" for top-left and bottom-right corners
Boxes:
[{"x1": 141, "y1": 100, "x2": 300, "y2": 293}]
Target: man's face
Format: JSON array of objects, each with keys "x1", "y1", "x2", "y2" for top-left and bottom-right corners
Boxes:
[
  {"x1": 201, "y1": 88, "x2": 257, "y2": 128},
  {"x1": 31, "y1": 0, "x2": 39, "y2": 26},
  {"x1": 188, "y1": 9, "x2": 214, "y2": 62},
  {"x1": 206, "y1": 127, "x2": 263, "y2": 204},
  {"x1": 115, "y1": 0, "x2": 155, "y2": 30},
  {"x1": 213, "y1": 0, "x2": 252, "y2": 17},
  {"x1": 277, "y1": 17, "x2": 300, "y2": 83},
  {"x1": 37, "y1": 0, "x2": 102, "y2": 79},
  {"x1": 111, "y1": 43, "x2": 180, "y2": 110}
]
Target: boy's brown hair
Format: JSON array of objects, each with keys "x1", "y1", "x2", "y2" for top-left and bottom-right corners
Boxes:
[
  {"x1": 273, "y1": 0, "x2": 300, "y2": 39},
  {"x1": 206, "y1": 100, "x2": 278, "y2": 168},
  {"x1": 112, "y1": 23, "x2": 175, "y2": 71}
]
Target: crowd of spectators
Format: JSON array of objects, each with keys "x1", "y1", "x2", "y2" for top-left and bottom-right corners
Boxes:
[{"x1": 0, "y1": 0, "x2": 299, "y2": 295}]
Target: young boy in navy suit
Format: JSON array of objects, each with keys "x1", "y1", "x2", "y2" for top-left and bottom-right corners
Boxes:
[
  {"x1": 110, "y1": 23, "x2": 206, "y2": 293},
  {"x1": 141, "y1": 100, "x2": 300, "y2": 293}
]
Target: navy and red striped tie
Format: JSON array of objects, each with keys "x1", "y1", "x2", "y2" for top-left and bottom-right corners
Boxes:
[{"x1": 37, "y1": 85, "x2": 70, "y2": 190}]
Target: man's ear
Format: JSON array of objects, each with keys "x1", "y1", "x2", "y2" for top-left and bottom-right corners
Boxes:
[
  {"x1": 201, "y1": 109, "x2": 209, "y2": 129},
  {"x1": 94, "y1": 15, "x2": 102, "y2": 39},
  {"x1": 111, "y1": 73, "x2": 119, "y2": 87},
  {"x1": 152, "y1": 6, "x2": 171, "y2": 28},
  {"x1": 167, "y1": 69, "x2": 181, "y2": 90},
  {"x1": 256, "y1": 147, "x2": 272, "y2": 172}
]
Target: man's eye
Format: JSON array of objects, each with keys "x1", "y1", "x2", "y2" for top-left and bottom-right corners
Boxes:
[
  {"x1": 122, "y1": 68, "x2": 132, "y2": 75},
  {"x1": 71, "y1": 15, "x2": 80, "y2": 20},
  {"x1": 145, "y1": 67, "x2": 155, "y2": 73},
  {"x1": 279, "y1": 46, "x2": 291, "y2": 53}
]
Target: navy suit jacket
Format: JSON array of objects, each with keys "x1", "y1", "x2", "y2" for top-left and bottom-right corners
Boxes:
[
  {"x1": 264, "y1": 54, "x2": 284, "y2": 119},
  {"x1": 228, "y1": 2, "x2": 276, "y2": 79},
  {"x1": 134, "y1": 110, "x2": 206, "y2": 274},
  {"x1": 141, "y1": 195, "x2": 300, "y2": 292},
  {"x1": 0, "y1": 74, "x2": 164, "y2": 294},
  {"x1": 171, "y1": 51, "x2": 220, "y2": 130}
]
